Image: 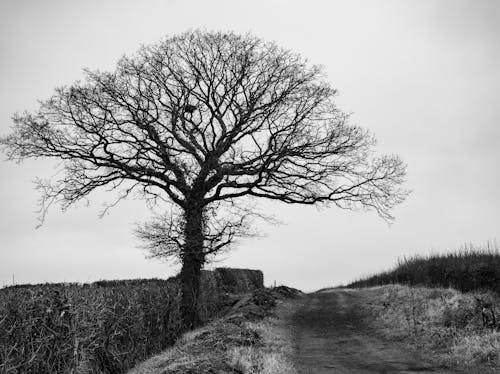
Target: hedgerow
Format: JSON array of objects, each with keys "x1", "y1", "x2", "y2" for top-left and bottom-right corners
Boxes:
[
  {"x1": 0, "y1": 279, "x2": 182, "y2": 374},
  {"x1": 0, "y1": 268, "x2": 264, "y2": 373},
  {"x1": 349, "y1": 242, "x2": 500, "y2": 295}
]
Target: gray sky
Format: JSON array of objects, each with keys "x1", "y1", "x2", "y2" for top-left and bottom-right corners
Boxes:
[{"x1": 1, "y1": 0, "x2": 499, "y2": 291}]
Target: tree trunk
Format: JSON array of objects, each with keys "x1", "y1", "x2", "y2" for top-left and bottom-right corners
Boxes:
[{"x1": 179, "y1": 201, "x2": 205, "y2": 329}]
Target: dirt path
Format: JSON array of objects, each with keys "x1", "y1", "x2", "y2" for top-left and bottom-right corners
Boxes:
[{"x1": 289, "y1": 288, "x2": 461, "y2": 374}]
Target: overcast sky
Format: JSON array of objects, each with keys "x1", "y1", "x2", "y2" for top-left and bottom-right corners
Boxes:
[{"x1": 1, "y1": 0, "x2": 499, "y2": 291}]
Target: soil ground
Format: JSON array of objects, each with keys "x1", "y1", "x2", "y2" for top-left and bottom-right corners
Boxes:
[{"x1": 289, "y1": 288, "x2": 462, "y2": 374}]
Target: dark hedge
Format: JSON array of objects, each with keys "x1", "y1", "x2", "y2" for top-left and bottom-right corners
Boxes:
[{"x1": 0, "y1": 268, "x2": 263, "y2": 374}]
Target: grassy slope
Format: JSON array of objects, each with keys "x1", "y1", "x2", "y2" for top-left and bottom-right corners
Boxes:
[
  {"x1": 361, "y1": 285, "x2": 500, "y2": 372},
  {"x1": 347, "y1": 243, "x2": 500, "y2": 371},
  {"x1": 127, "y1": 287, "x2": 301, "y2": 374}
]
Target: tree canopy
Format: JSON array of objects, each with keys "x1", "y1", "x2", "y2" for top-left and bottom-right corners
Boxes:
[{"x1": 1, "y1": 30, "x2": 409, "y2": 327}]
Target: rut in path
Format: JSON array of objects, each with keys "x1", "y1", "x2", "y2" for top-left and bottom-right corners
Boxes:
[{"x1": 289, "y1": 289, "x2": 462, "y2": 374}]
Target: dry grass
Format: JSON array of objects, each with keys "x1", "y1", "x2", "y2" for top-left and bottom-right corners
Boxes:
[
  {"x1": 127, "y1": 319, "x2": 259, "y2": 374},
  {"x1": 451, "y1": 332, "x2": 500, "y2": 367},
  {"x1": 227, "y1": 300, "x2": 297, "y2": 374},
  {"x1": 363, "y1": 284, "x2": 500, "y2": 371},
  {"x1": 228, "y1": 347, "x2": 295, "y2": 374},
  {"x1": 127, "y1": 289, "x2": 299, "y2": 374}
]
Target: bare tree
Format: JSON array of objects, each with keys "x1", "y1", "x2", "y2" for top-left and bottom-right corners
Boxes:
[{"x1": 1, "y1": 30, "x2": 408, "y2": 328}]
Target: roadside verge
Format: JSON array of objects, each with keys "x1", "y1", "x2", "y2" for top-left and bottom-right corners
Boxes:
[
  {"x1": 127, "y1": 286, "x2": 302, "y2": 374},
  {"x1": 360, "y1": 285, "x2": 500, "y2": 373}
]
